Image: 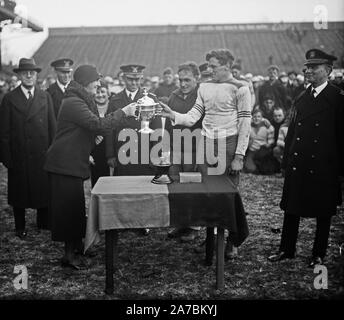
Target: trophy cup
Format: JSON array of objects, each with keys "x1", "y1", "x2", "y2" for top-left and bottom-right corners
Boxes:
[
  {"x1": 151, "y1": 117, "x2": 173, "y2": 184},
  {"x1": 135, "y1": 88, "x2": 159, "y2": 134}
]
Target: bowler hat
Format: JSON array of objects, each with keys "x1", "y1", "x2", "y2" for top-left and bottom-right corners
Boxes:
[
  {"x1": 13, "y1": 58, "x2": 41, "y2": 73},
  {"x1": 304, "y1": 49, "x2": 337, "y2": 66},
  {"x1": 74, "y1": 65, "x2": 101, "y2": 86}
]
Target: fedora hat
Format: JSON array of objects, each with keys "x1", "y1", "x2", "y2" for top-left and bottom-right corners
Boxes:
[{"x1": 13, "y1": 58, "x2": 42, "y2": 73}]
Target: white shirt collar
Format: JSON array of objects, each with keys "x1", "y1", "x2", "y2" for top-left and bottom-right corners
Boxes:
[
  {"x1": 312, "y1": 81, "x2": 328, "y2": 97},
  {"x1": 20, "y1": 85, "x2": 35, "y2": 99},
  {"x1": 125, "y1": 89, "x2": 138, "y2": 100},
  {"x1": 56, "y1": 79, "x2": 69, "y2": 93}
]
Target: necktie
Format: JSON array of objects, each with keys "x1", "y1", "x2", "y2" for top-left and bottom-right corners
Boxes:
[
  {"x1": 310, "y1": 88, "x2": 317, "y2": 98},
  {"x1": 130, "y1": 93, "x2": 134, "y2": 101},
  {"x1": 28, "y1": 90, "x2": 33, "y2": 101}
]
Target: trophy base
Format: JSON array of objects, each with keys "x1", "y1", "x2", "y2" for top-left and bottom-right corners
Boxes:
[
  {"x1": 139, "y1": 128, "x2": 154, "y2": 134},
  {"x1": 151, "y1": 163, "x2": 173, "y2": 184}
]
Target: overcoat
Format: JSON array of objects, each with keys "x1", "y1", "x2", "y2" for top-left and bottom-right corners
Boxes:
[
  {"x1": 46, "y1": 82, "x2": 65, "y2": 119},
  {"x1": 280, "y1": 83, "x2": 344, "y2": 217},
  {"x1": 0, "y1": 86, "x2": 56, "y2": 208},
  {"x1": 106, "y1": 88, "x2": 160, "y2": 176}
]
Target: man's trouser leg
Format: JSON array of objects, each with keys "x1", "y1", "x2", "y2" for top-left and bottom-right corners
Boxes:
[
  {"x1": 37, "y1": 207, "x2": 50, "y2": 230},
  {"x1": 13, "y1": 207, "x2": 25, "y2": 231},
  {"x1": 312, "y1": 216, "x2": 332, "y2": 259},
  {"x1": 279, "y1": 213, "x2": 300, "y2": 256}
]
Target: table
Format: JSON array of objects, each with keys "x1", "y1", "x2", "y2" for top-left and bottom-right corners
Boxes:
[{"x1": 85, "y1": 175, "x2": 248, "y2": 294}]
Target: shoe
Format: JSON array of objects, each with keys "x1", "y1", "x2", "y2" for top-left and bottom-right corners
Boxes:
[
  {"x1": 268, "y1": 251, "x2": 295, "y2": 262},
  {"x1": 308, "y1": 256, "x2": 323, "y2": 268},
  {"x1": 225, "y1": 244, "x2": 238, "y2": 261},
  {"x1": 180, "y1": 229, "x2": 200, "y2": 242},
  {"x1": 194, "y1": 240, "x2": 206, "y2": 254},
  {"x1": 60, "y1": 258, "x2": 83, "y2": 270},
  {"x1": 75, "y1": 248, "x2": 97, "y2": 257},
  {"x1": 167, "y1": 228, "x2": 190, "y2": 239},
  {"x1": 135, "y1": 228, "x2": 150, "y2": 236},
  {"x1": 15, "y1": 230, "x2": 27, "y2": 239}
]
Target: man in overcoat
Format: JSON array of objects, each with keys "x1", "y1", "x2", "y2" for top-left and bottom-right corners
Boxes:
[
  {"x1": 0, "y1": 58, "x2": 56, "y2": 238},
  {"x1": 268, "y1": 49, "x2": 344, "y2": 267},
  {"x1": 46, "y1": 58, "x2": 73, "y2": 119}
]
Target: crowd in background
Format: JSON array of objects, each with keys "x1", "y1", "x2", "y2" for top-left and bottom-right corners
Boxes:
[{"x1": 1, "y1": 63, "x2": 344, "y2": 178}]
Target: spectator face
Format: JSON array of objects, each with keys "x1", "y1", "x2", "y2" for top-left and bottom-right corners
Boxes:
[
  {"x1": 17, "y1": 70, "x2": 37, "y2": 88},
  {"x1": 305, "y1": 64, "x2": 329, "y2": 86},
  {"x1": 268, "y1": 68, "x2": 278, "y2": 81},
  {"x1": 178, "y1": 69, "x2": 197, "y2": 95},
  {"x1": 95, "y1": 86, "x2": 109, "y2": 105},
  {"x1": 264, "y1": 99, "x2": 275, "y2": 111},
  {"x1": 288, "y1": 73, "x2": 296, "y2": 81},
  {"x1": 252, "y1": 111, "x2": 263, "y2": 125},
  {"x1": 56, "y1": 70, "x2": 72, "y2": 85},
  {"x1": 207, "y1": 57, "x2": 228, "y2": 82},
  {"x1": 232, "y1": 68, "x2": 241, "y2": 79},
  {"x1": 143, "y1": 79, "x2": 152, "y2": 91},
  {"x1": 124, "y1": 75, "x2": 141, "y2": 92},
  {"x1": 85, "y1": 80, "x2": 100, "y2": 95},
  {"x1": 273, "y1": 109, "x2": 285, "y2": 123},
  {"x1": 163, "y1": 73, "x2": 174, "y2": 85}
]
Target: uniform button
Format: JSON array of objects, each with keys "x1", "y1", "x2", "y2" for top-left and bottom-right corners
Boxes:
[
  {"x1": 311, "y1": 155, "x2": 315, "y2": 159},
  {"x1": 310, "y1": 170, "x2": 314, "y2": 174},
  {"x1": 135, "y1": 128, "x2": 138, "y2": 132},
  {"x1": 134, "y1": 140, "x2": 138, "y2": 143},
  {"x1": 294, "y1": 152, "x2": 298, "y2": 156},
  {"x1": 296, "y1": 137, "x2": 300, "y2": 141},
  {"x1": 298, "y1": 122, "x2": 301, "y2": 126},
  {"x1": 315, "y1": 123, "x2": 319, "y2": 127},
  {"x1": 314, "y1": 139, "x2": 318, "y2": 143},
  {"x1": 292, "y1": 167, "x2": 296, "y2": 171}
]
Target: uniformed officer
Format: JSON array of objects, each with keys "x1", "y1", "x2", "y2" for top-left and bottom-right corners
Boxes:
[
  {"x1": 47, "y1": 58, "x2": 73, "y2": 118},
  {"x1": 106, "y1": 64, "x2": 160, "y2": 236},
  {"x1": 268, "y1": 49, "x2": 344, "y2": 267}
]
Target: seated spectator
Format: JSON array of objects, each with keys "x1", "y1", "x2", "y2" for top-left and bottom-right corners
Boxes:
[
  {"x1": 271, "y1": 107, "x2": 286, "y2": 145},
  {"x1": 259, "y1": 94, "x2": 276, "y2": 123},
  {"x1": 244, "y1": 109, "x2": 275, "y2": 174},
  {"x1": 271, "y1": 107, "x2": 287, "y2": 173},
  {"x1": 150, "y1": 76, "x2": 160, "y2": 92},
  {"x1": 154, "y1": 67, "x2": 179, "y2": 103}
]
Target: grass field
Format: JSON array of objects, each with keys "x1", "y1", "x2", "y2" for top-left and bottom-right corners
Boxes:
[{"x1": 0, "y1": 163, "x2": 343, "y2": 299}]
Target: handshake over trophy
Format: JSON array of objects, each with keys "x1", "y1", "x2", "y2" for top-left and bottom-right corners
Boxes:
[{"x1": 135, "y1": 88, "x2": 161, "y2": 134}]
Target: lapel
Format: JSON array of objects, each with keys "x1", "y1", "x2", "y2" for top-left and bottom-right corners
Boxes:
[
  {"x1": 8, "y1": 86, "x2": 31, "y2": 115},
  {"x1": 296, "y1": 84, "x2": 331, "y2": 121},
  {"x1": 26, "y1": 87, "x2": 46, "y2": 121}
]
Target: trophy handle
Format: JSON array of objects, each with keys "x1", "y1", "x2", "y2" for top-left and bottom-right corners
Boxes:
[{"x1": 135, "y1": 104, "x2": 141, "y2": 120}]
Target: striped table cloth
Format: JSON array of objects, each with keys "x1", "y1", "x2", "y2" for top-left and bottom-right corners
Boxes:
[{"x1": 85, "y1": 175, "x2": 248, "y2": 251}]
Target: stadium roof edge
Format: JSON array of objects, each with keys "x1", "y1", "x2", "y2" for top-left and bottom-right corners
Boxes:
[{"x1": 48, "y1": 21, "x2": 344, "y2": 36}]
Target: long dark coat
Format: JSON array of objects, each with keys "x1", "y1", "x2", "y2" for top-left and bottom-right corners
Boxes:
[
  {"x1": 280, "y1": 83, "x2": 344, "y2": 217},
  {"x1": 0, "y1": 86, "x2": 56, "y2": 208},
  {"x1": 106, "y1": 89, "x2": 160, "y2": 176},
  {"x1": 46, "y1": 82, "x2": 65, "y2": 119}
]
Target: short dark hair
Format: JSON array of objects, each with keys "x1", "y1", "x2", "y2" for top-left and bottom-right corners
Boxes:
[
  {"x1": 178, "y1": 61, "x2": 200, "y2": 78},
  {"x1": 273, "y1": 106, "x2": 286, "y2": 115},
  {"x1": 287, "y1": 71, "x2": 297, "y2": 76},
  {"x1": 205, "y1": 49, "x2": 235, "y2": 67},
  {"x1": 163, "y1": 67, "x2": 174, "y2": 76},
  {"x1": 232, "y1": 63, "x2": 241, "y2": 71}
]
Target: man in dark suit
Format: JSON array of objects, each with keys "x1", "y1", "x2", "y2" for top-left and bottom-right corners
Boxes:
[
  {"x1": 107, "y1": 64, "x2": 160, "y2": 236},
  {"x1": 0, "y1": 58, "x2": 56, "y2": 238},
  {"x1": 46, "y1": 58, "x2": 73, "y2": 119},
  {"x1": 268, "y1": 49, "x2": 344, "y2": 267},
  {"x1": 258, "y1": 65, "x2": 287, "y2": 110}
]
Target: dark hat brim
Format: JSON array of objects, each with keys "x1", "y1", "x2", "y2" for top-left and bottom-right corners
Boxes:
[
  {"x1": 304, "y1": 58, "x2": 332, "y2": 66},
  {"x1": 13, "y1": 66, "x2": 42, "y2": 73}
]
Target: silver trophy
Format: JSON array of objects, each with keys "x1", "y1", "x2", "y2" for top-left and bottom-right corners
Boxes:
[{"x1": 135, "y1": 88, "x2": 159, "y2": 134}]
